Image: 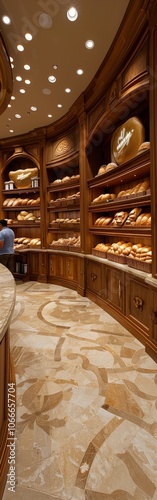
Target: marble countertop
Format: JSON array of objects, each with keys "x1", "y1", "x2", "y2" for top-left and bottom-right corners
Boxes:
[{"x1": 0, "y1": 264, "x2": 16, "y2": 342}]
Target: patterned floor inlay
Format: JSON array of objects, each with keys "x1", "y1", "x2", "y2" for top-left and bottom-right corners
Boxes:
[{"x1": 3, "y1": 282, "x2": 157, "y2": 500}]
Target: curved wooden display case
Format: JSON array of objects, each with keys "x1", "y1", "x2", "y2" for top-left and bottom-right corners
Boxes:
[
  {"x1": 0, "y1": 0, "x2": 157, "y2": 362},
  {"x1": 1, "y1": 148, "x2": 41, "y2": 278},
  {"x1": 0, "y1": 265, "x2": 16, "y2": 499}
]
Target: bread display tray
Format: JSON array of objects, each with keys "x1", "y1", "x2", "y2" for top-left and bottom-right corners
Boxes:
[
  {"x1": 92, "y1": 248, "x2": 107, "y2": 258},
  {"x1": 49, "y1": 244, "x2": 69, "y2": 251},
  {"x1": 107, "y1": 253, "x2": 127, "y2": 264},
  {"x1": 69, "y1": 245, "x2": 81, "y2": 253},
  {"x1": 126, "y1": 257, "x2": 152, "y2": 273}
]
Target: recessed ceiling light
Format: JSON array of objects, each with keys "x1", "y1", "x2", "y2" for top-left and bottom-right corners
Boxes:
[
  {"x1": 24, "y1": 64, "x2": 30, "y2": 70},
  {"x1": 20, "y1": 89, "x2": 25, "y2": 93},
  {"x1": 11, "y1": 96, "x2": 15, "y2": 100},
  {"x1": 48, "y1": 75, "x2": 56, "y2": 84},
  {"x1": 31, "y1": 106, "x2": 37, "y2": 111},
  {"x1": 67, "y1": 7, "x2": 78, "y2": 22},
  {"x1": 25, "y1": 79, "x2": 31, "y2": 84},
  {"x1": 16, "y1": 76, "x2": 22, "y2": 81},
  {"x1": 25, "y1": 33, "x2": 32, "y2": 41},
  {"x1": 85, "y1": 40, "x2": 95, "y2": 49},
  {"x1": 77, "y1": 69, "x2": 83, "y2": 75},
  {"x1": 57, "y1": 104, "x2": 62, "y2": 108},
  {"x1": 11, "y1": 63, "x2": 14, "y2": 69},
  {"x1": 9, "y1": 129, "x2": 14, "y2": 133},
  {"x1": 8, "y1": 104, "x2": 11, "y2": 108},
  {"x1": 39, "y1": 13, "x2": 52, "y2": 28},
  {"x1": 17, "y1": 44, "x2": 24, "y2": 52},
  {"x1": 8, "y1": 118, "x2": 11, "y2": 121},
  {"x1": 10, "y1": 56, "x2": 13, "y2": 63},
  {"x1": 2, "y1": 15, "x2": 11, "y2": 25},
  {"x1": 48, "y1": 114, "x2": 52, "y2": 118},
  {"x1": 65, "y1": 88, "x2": 71, "y2": 93},
  {"x1": 43, "y1": 88, "x2": 51, "y2": 95},
  {"x1": 52, "y1": 65, "x2": 58, "y2": 70},
  {"x1": 15, "y1": 114, "x2": 21, "y2": 119}
]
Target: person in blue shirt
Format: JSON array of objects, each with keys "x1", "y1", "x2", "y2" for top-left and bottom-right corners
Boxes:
[{"x1": 0, "y1": 219, "x2": 15, "y2": 274}]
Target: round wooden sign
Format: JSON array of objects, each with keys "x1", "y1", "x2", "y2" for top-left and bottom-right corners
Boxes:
[{"x1": 111, "y1": 117, "x2": 145, "y2": 165}]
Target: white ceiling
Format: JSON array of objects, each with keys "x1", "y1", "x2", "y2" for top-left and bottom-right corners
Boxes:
[{"x1": 0, "y1": 0, "x2": 130, "y2": 140}]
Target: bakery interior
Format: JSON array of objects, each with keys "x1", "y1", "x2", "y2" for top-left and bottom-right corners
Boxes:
[{"x1": 0, "y1": 0, "x2": 157, "y2": 499}]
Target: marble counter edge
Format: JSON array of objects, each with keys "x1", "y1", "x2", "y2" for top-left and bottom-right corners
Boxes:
[{"x1": 0, "y1": 264, "x2": 16, "y2": 343}]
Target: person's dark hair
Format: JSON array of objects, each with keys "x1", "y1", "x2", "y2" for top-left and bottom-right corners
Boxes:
[{"x1": 0, "y1": 219, "x2": 7, "y2": 227}]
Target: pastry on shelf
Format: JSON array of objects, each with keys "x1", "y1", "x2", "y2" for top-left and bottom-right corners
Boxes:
[
  {"x1": 111, "y1": 211, "x2": 129, "y2": 226},
  {"x1": 124, "y1": 207, "x2": 142, "y2": 225}
]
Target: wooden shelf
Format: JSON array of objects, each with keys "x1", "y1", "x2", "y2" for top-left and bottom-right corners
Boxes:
[
  {"x1": 47, "y1": 179, "x2": 80, "y2": 192},
  {"x1": 2, "y1": 187, "x2": 40, "y2": 195},
  {"x1": 48, "y1": 203, "x2": 80, "y2": 212},
  {"x1": 89, "y1": 226, "x2": 151, "y2": 238},
  {"x1": 89, "y1": 194, "x2": 150, "y2": 212},
  {"x1": 3, "y1": 205, "x2": 40, "y2": 211}
]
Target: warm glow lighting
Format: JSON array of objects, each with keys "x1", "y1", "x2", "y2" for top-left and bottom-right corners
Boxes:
[
  {"x1": 25, "y1": 79, "x2": 31, "y2": 84},
  {"x1": 48, "y1": 75, "x2": 56, "y2": 83},
  {"x1": 9, "y1": 129, "x2": 14, "y2": 133},
  {"x1": 24, "y1": 64, "x2": 30, "y2": 70},
  {"x1": 85, "y1": 40, "x2": 95, "y2": 49},
  {"x1": 25, "y1": 33, "x2": 32, "y2": 41},
  {"x1": 17, "y1": 44, "x2": 24, "y2": 52},
  {"x1": 67, "y1": 7, "x2": 78, "y2": 22},
  {"x1": 10, "y1": 56, "x2": 13, "y2": 63},
  {"x1": 31, "y1": 106, "x2": 37, "y2": 111},
  {"x1": 65, "y1": 88, "x2": 71, "y2": 93},
  {"x1": 20, "y1": 89, "x2": 25, "y2": 93},
  {"x1": 77, "y1": 69, "x2": 83, "y2": 75},
  {"x1": 57, "y1": 104, "x2": 62, "y2": 108},
  {"x1": 8, "y1": 104, "x2": 11, "y2": 108},
  {"x1": 48, "y1": 114, "x2": 52, "y2": 118},
  {"x1": 15, "y1": 114, "x2": 21, "y2": 119},
  {"x1": 16, "y1": 76, "x2": 22, "y2": 81},
  {"x1": 11, "y1": 96, "x2": 15, "y2": 100},
  {"x1": 2, "y1": 15, "x2": 11, "y2": 25}
]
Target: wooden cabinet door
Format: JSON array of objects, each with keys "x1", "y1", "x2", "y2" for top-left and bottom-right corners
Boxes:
[
  {"x1": 104, "y1": 266, "x2": 124, "y2": 313},
  {"x1": 49, "y1": 253, "x2": 65, "y2": 278},
  {"x1": 86, "y1": 259, "x2": 102, "y2": 295},
  {"x1": 38, "y1": 252, "x2": 47, "y2": 280},
  {"x1": 65, "y1": 256, "x2": 78, "y2": 282},
  {"x1": 29, "y1": 251, "x2": 39, "y2": 276},
  {"x1": 125, "y1": 275, "x2": 151, "y2": 336}
]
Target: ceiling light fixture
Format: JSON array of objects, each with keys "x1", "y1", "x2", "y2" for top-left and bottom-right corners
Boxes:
[
  {"x1": 57, "y1": 104, "x2": 62, "y2": 108},
  {"x1": 48, "y1": 114, "x2": 52, "y2": 118},
  {"x1": 52, "y1": 65, "x2": 58, "y2": 70},
  {"x1": 17, "y1": 44, "x2": 24, "y2": 52},
  {"x1": 10, "y1": 56, "x2": 13, "y2": 63},
  {"x1": 43, "y1": 88, "x2": 51, "y2": 95},
  {"x1": 9, "y1": 129, "x2": 14, "y2": 133},
  {"x1": 39, "y1": 13, "x2": 52, "y2": 28},
  {"x1": 25, "y1": 79, "x2": 31, "y2": 84},
  {"x1": 16, "y1": 76, "x2": 22, "y2": 81},
  {"x1": 8, "y1": 104, "x2": 11, "y2": 108},
  {"x1": 65, "y1": 88, "x2": 71, "y2": 93},
  {"x1": 48, "y1": 75, "x2": 56, "y2": 83},
  {"x1": 67, "y1": 7, "x2": 78, "y2": 22},
  {"x1": 24, "y1": 64, "x2": 30, "y2": 70},
  {"x1": 15, "y1": 114, "x2": 21, "y2": 119},
  {"x1": 31, "y1": 106, "x2": 37, "y2": 111},
  {"x1": 25, "y1": 33, "x2": 33, "y2": 41},
  {"x1": 77, "y1": 69, "x2": 83, "y2": 75},
  {"x1": 2, "y1": 15, "x2": 11, "y2": 25},
  {"x1": 11, "y1": 63, "x2": 14, "y2": 69},
  {"x1": 20, "y1": 89, "x2": 25, "y2": 93},
  {"x1": 11, "y1": 96, "x2": 15, "y2": 100},
  {"x1": 85, "y1": 40, "x2": 95, "y2": 49}
]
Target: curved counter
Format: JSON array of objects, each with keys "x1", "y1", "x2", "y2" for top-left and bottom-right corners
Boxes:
[{"x1": 0, "y1": 265, "x2": 16, "y2": 499}]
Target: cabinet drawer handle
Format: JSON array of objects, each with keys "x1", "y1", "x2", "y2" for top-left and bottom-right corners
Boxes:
[
  {"x1": 151, "y1": 311, "x2": 157, "y2": 324},
  {"x1": 91, "y1": 273, "x2": 97, "y2": 281},
  {"x1": 133, "y1": 296, "x2": 143, "y2": 310}
]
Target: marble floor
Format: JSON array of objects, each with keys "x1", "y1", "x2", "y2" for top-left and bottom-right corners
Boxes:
[{"x1": 3, "y1": 281, "x2": 157, "y2": 500}]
